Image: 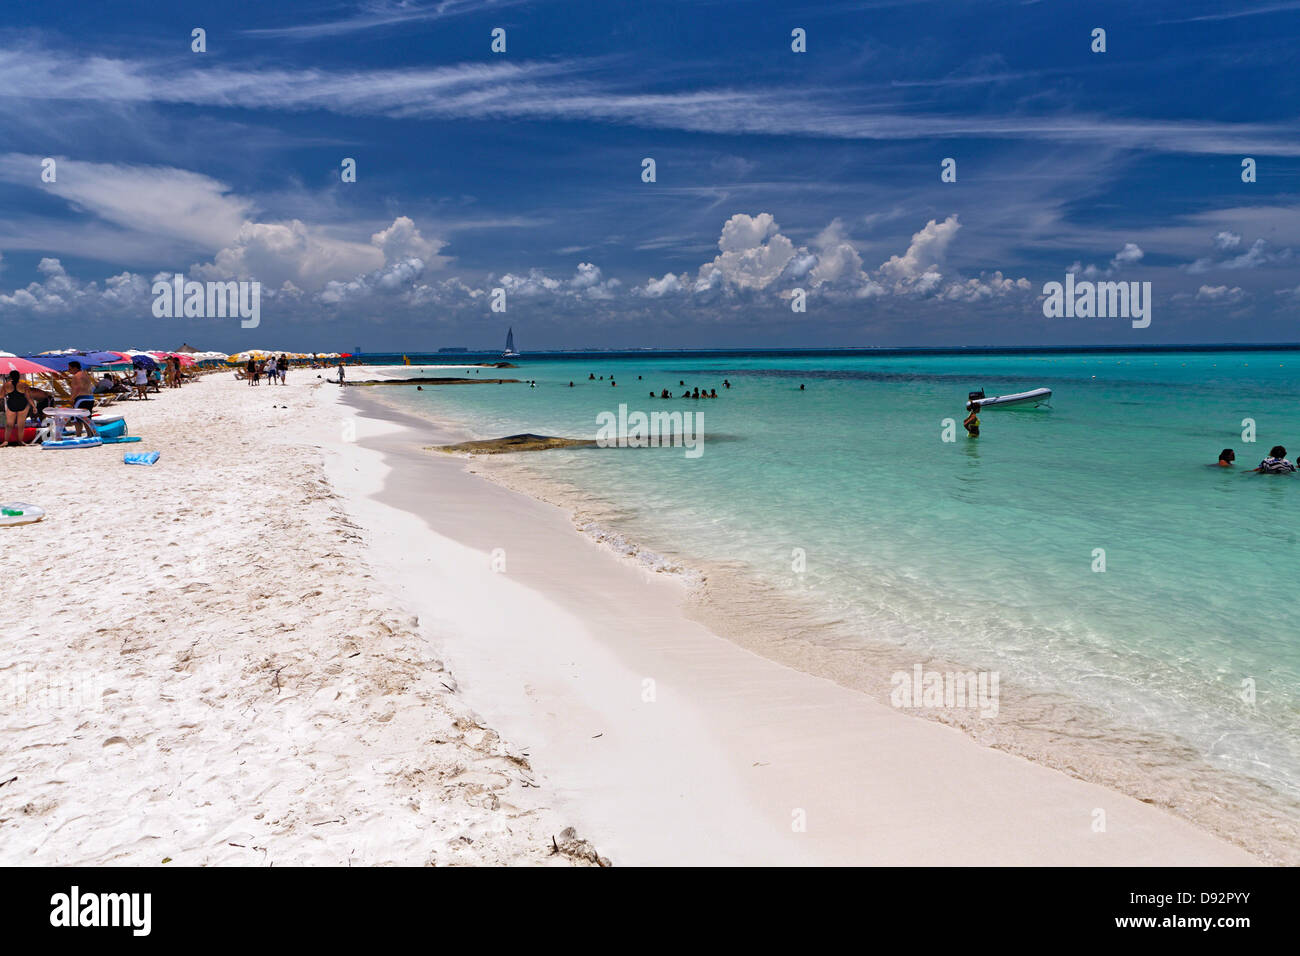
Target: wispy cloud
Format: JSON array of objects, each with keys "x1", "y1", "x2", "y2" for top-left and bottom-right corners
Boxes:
[
  {"x1": 1160, "y1": 2, "x2": 1300, "y2": 23},
  {"x1": 243, "y1": 0, "x2": 530, "y2": 40},
  {"x1": 2, "y1": 47, "x2": 1298, "y2": 156},
  {"x1": 0, "y1": 153, "x2": 254, "y2": 250}
]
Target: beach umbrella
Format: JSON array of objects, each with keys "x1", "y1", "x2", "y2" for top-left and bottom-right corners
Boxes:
[
  {"x1": 18, "y1": 351, "x2": 119, "y2": 371},
  {"x1": 131, "y1": 355, "x2": 159, "y2": 371},
  {"x1": 1, "y1": 356, "x2": 57, "y2": 375},
  {"x1": 18, "y1": 353, "x2": 79, "y2": 372},
  {"x1": 80, "y1": 350, "x2": 132, "y2": 367}
]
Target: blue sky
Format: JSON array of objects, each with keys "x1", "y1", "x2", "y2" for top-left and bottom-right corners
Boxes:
[{"x1": 1, "y1": 0, "x2": 1299, "y2": 352}]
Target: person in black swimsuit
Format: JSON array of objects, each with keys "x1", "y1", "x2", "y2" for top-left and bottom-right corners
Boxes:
[{"x1": 3, "y1": 370, "x2": 32, "y2": 446}]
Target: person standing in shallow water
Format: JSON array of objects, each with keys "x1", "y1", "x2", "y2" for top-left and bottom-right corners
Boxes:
[
  {"x1": 1250, "y1": 445, "x2": 1295, "y2": 474},
  {"x1": 964, "y1": 402, "x2": 980, "y2": 438}
]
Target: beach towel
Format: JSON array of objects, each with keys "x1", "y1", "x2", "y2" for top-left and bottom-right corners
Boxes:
[{"x1": 124, "y1": 451, "x2": 161, "y2": 465}]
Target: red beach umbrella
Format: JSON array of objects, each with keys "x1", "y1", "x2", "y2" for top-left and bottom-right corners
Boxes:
[{"x1": 1, "y1": 356, "x2": 57, "y2": 375}]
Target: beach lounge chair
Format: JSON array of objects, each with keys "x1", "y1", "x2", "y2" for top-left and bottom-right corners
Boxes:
[{"x1": 38, "y1": 374, "x2": 74, "y2": 403}]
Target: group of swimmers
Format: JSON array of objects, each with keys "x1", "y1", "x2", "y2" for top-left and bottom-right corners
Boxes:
[
  {"x1": 564, "y1": 373, "x2": 735, "y2": 400},
  {"x1": 1215, "y1": 446, "x2": 1297, "y2": 474},
  {"x1": 959, "y1": 401, "x2": 1294, "y2": 476},
  {"x1": 651, "y1": 387, "x2": 719, "y2": 399}
]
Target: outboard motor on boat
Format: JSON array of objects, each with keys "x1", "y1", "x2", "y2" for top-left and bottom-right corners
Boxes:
[{"x1": 967, "y1": 389, "x2": 985, "y2": 409}]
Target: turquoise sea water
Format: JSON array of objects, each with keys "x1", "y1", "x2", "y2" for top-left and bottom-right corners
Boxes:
[{"x1": 382, "y1": 349, "x2": 1300, "y2": 851}]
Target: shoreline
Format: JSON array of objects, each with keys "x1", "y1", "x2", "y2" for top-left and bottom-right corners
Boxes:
[
  {"x1": 470, "y1": 451, "x2": 1300, "y2": 866},
  {"x1": 324, "y1": 367, "x2": 1261, "y2": 865},
  {"x1": 354, "y1": 369, "x2": 1300, "y2": 864}
]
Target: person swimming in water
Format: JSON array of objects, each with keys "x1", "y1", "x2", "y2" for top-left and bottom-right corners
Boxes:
[
  {"x1": 963, "y1": 401, "x2": 980, "y2": 438},
  {"x1": 1215, "y1": 449, "x2": 1235, "y2": 467},
  {"x1": 1251, "y1": 445, "x2": 1295, "y2": 474}
]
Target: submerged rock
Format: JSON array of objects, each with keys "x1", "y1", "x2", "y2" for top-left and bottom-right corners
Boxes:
[{"x1": 431, "y1": 434, "x2": 597, "y2": 454}]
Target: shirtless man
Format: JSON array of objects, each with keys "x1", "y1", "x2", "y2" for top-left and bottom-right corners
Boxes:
[{"x1": 66, "y1": 360, "x2": 97, "y2": 435}]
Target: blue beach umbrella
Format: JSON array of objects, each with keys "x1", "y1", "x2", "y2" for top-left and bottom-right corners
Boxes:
[
  {"x1": 18, "y1": 351, "x2": 128, "y2": 371},
  {"x1": 81, "y1": 350, "x2": 132, "y2": 367},
  {"x1": 18, "y1": 353, "x2": 80, "y2": 372}
]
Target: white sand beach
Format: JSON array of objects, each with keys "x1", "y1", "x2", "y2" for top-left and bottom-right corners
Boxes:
[
  {"x1": 1, "y1": 369, "x2": 1260, "y2": 865},
  {"x1": 0, "y1": 370, "x2": 601, "y2": 866}
]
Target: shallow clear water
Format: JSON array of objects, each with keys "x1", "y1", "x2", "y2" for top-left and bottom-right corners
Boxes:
[{"x1": 384, "y1": 350, "x2": 1300, "y2": 835}]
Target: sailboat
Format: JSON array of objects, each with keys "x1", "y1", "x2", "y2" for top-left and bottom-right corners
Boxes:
[{"x1": 502, "y1": 327, "x2": 520, "y2": 358}]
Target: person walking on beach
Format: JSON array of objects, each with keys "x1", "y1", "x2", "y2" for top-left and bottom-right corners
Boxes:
[
  {"x1": 246, "y1": 357, "x2": 256, "y2": 386},
  {"x1": 964, "y1": 401, "x2": 981, "y2": 438},
  {"x1": 279, "y1": 355, "x2": 289, "y2": 385},
  {"x1": 3, "y1": 370, "x2": 32, "y2": 446},
  {"x1": 266, "y1": 355, "x2": 277, "y2": 385},
  {"x1": 337, "y1": 362, "x2": 346, "y2": 385}
]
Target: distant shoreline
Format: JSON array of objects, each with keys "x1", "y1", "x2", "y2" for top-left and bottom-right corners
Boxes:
[{"x1": 339, "y1": 343, "x2": 1300, "y2": 363}]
